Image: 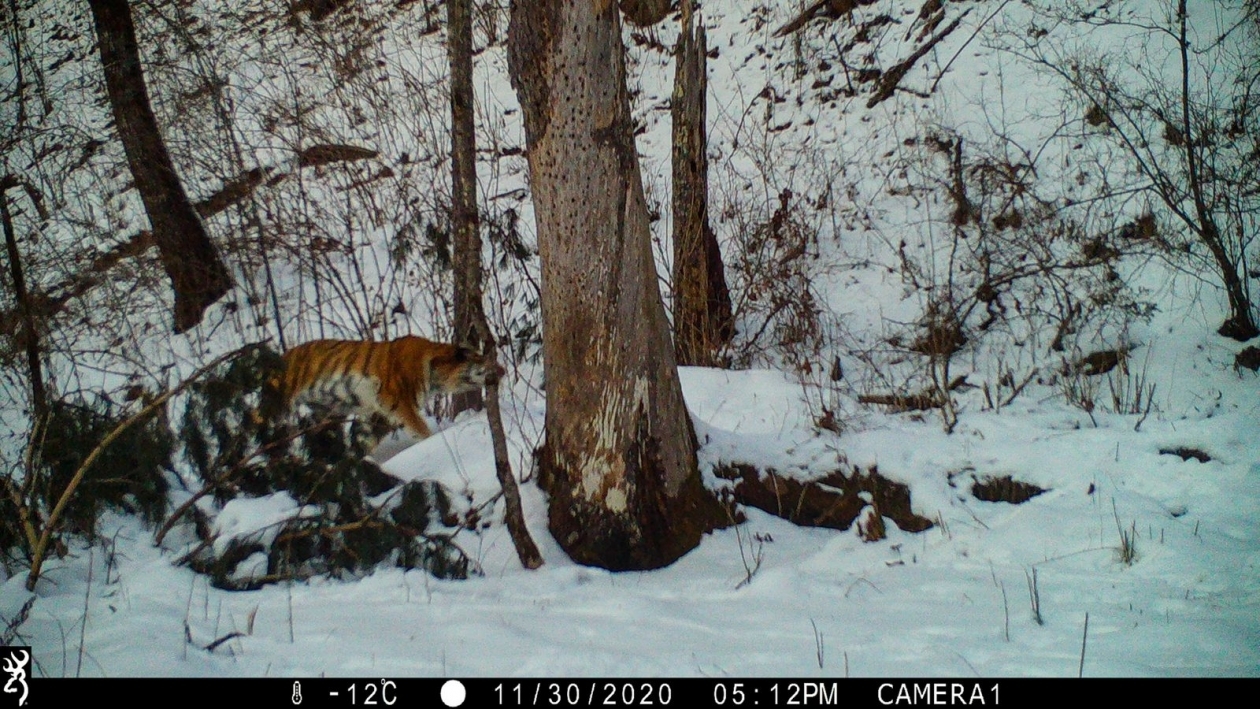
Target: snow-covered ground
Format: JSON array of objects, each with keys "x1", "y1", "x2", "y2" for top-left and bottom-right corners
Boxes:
[{"x1": 7, "y1": 313, "x2": 1260, "y2": 677}]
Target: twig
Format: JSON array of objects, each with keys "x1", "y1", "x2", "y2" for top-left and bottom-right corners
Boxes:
[
  {"x1": 1001, "y1": 581, "x2": 1009, "y2": 642},
  {"x1": 1026, "y1": 567, "x2": 1043, "y2": 626},
  {"x1": 810, "y1": 618, "x2": 825, "y2": 669},
  {"x1": 735, "y1": 524, "x2": 764, "y2": 589},
  {"x1": 1, "y1": 596, "x2": 35, "y2": 646},
  {"x1": 76, "y1": 547, "x2": 92, "y2": 677},
  {"x1": 1000, "y1": 368, "x2": 1039, "y2": 408},
  {"x1": 951, "y1": 650, "x2": 981, "y2": 677},
  {"x1": 203, "y1": 631, "x2": 244, "y2": 653},
  {"x1": 1078, "y1": 612, "x2": 1089, "y2": 678},
  {"x1": 929, "y1": 0, "x2": 1012, "y2": 94}
]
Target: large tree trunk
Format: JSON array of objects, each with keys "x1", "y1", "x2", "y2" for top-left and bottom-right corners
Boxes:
[
  {"x1": 671, "y1": 0, "x2": 733, "y2": 367},
  {"x1": 88, "y1": 0, "x2": 232, "y2": 333},
  {"x1": 508, "y1": 0, "x2": 727, "y2": 571}
]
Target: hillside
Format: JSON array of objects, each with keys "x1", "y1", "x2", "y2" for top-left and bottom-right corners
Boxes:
[{"x1": 1, "y1": 0, "x2": 1257, "y2": 678}]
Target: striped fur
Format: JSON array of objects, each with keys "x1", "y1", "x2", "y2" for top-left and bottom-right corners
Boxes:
[{"x1": 264, "y1": 335, "x2": 502, "y2": 441}]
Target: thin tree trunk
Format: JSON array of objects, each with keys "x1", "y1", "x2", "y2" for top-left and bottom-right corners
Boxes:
[
  {"x1": 88, "y1": 0, "x2": 232, "y2": 333},
  {"x1": 448, "y1": 0, "x2": 542, "y2": 569},
  {"x1": 509, "y1": 0, "x2": 728, "y2": 571},
  {"x1": 448, "y1": 0, "x2": 486, "y2": 415},
  {"x1": 483, "y1": 377, "x2": 544, "y2": 569},
  {"x1": 1177, "y1": 0, "x2": 1257, "y2": 341},
  {"x1": 0, "y1": 180, "x2": 46, "y2": 426},
  {"x1": 671, "y1": 0, "x2": 733, "y2": 367}
]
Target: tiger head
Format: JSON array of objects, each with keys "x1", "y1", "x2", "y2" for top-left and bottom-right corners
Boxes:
[{"x1": 429, "y1": 342, "x2": 506, "y2": 394}]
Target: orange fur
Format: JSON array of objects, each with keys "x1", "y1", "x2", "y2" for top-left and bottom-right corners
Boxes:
[{"x1": 266, "y1": 335, "x2": 501, "y2": 440}]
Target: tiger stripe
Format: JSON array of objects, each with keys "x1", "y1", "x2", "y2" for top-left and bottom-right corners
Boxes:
[{"x1": 264, "y1": 335, "x2": 503, "y2": 443}]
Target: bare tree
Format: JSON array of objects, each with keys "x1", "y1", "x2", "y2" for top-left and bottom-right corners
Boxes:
[
  {"x1": 1018, "y1": 0, "x2": 1258, "y2": 340},
  {"x1": 0, "y1": 178, "x2": 45, "y2": 425},
  {"x1": 447, "y1": 0, "x2": 543, "y2": 570},
  {"x1": 671, "y1": 0, "x2": 733, "y2": 367},
  {"x1": 448, "y1": 0, "x2": 487, "y2": 416},
  {"x1": 87, "y1": 0, "x2": 232, "y2": 333},
  {"x1": 508, "y1": 1, "x2": 727, "y2": 570}
]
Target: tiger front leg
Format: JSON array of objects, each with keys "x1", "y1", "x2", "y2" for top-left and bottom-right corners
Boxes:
[{"x1": 390, "y1": 402, "x2": 433, "y2": 440}]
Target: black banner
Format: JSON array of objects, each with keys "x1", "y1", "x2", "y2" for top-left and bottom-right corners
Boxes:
[{"x1": 19, "y1": 677, "x2": 1233, "y2": 707}]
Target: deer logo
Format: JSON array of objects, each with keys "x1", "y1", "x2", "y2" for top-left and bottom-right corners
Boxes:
[{"x1": 2, "y1": 649, "x2": 28, "y2": 707}]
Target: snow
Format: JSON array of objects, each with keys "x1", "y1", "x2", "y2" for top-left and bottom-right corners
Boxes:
[
  {"x1": 11, "y1": 328, "x2": 1258, "y2": 676},
  {"x1": 2, "y1": 0, "x2": 1257, "y2": 680},
  {"x1": 210, "y1": 493, "x2": 320, "y2": 557}
]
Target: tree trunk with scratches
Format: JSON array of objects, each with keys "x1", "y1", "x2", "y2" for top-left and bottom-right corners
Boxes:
[
  {"x1": 671, "y1": 0, "x2": 733, "y2": 367},
  {"x1": 88, "y1": 0, "x2": 232, "y2": 333},
  {"x1": 508, "y1": 0, "x2": 728, "y2": 570}
]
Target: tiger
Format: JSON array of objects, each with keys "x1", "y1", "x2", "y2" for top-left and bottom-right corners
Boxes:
[{"x1": 260, "y1": 335, "x2": 503, "y2": 443}]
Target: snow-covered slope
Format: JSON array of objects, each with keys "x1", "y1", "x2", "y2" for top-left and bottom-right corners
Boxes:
[{"x1": 2, "y1": 0, "x2": 1257, "y2": 678}]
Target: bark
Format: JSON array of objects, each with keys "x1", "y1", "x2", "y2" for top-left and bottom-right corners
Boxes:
[
  {"x1": 448, "y1": 0, "x2": 486, "y2": 415},
  {"x1": 448, "y1": 0, "x2": 543, "y2": 569},
  {"x1": 508, "y1": 0, "x2": 727, "y2": 571},
  {"x1": 671, "y1": 0, "x2": 733, "y2": 367},
  {"x1": 88, "y1": 0, "x2": 232, "y2": 333}
]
